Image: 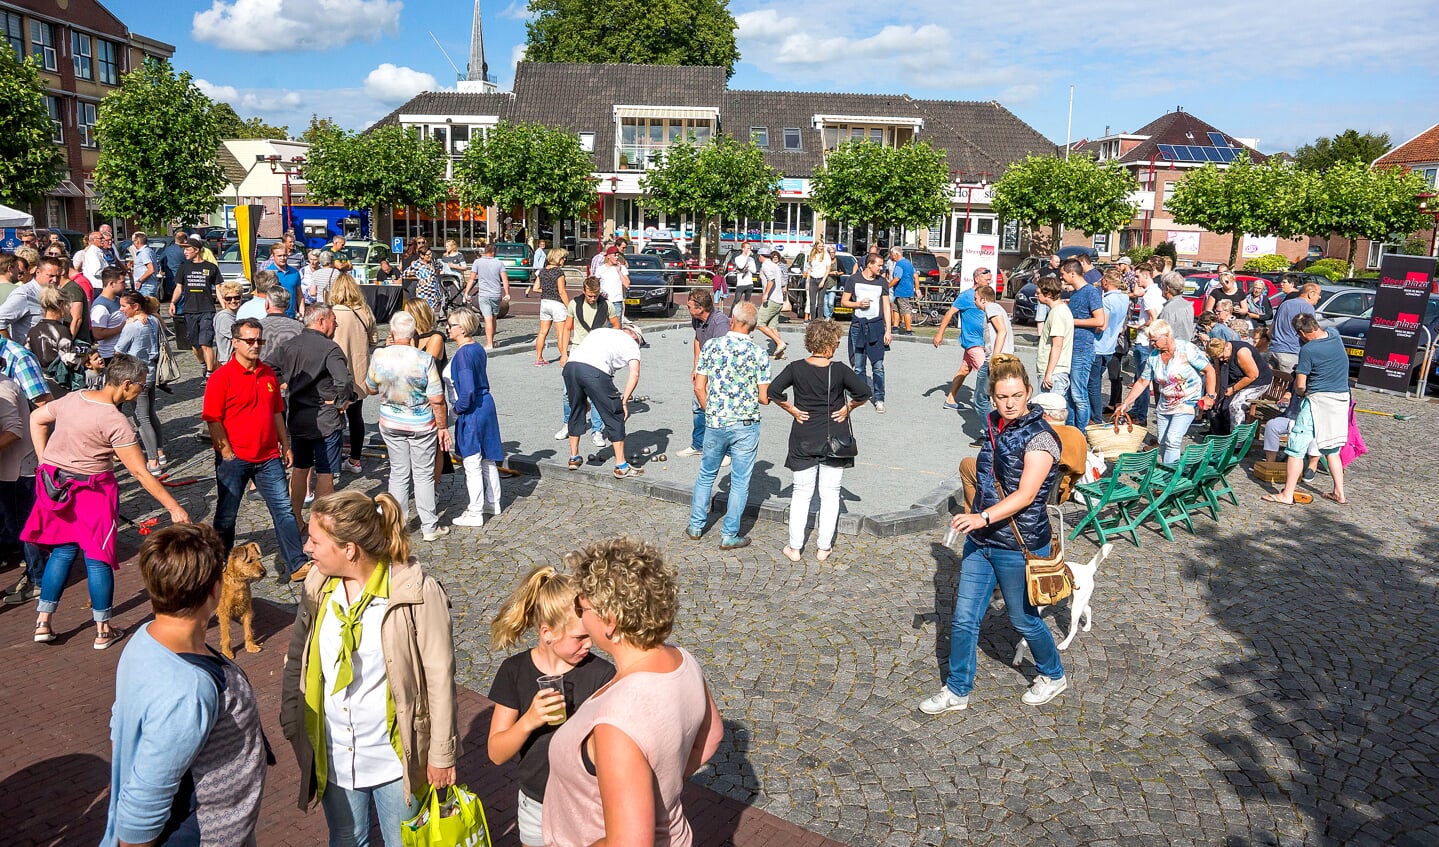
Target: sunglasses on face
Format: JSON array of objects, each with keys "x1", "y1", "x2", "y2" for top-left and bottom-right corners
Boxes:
[
  {"x1": 234, "y1": 337, "x2": 265, "y2": 346},
  {"x1": 223, "y1": 295, "x2": 244, "y2": 302}
]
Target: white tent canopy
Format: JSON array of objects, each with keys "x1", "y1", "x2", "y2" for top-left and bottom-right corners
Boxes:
[{"x1": 0, "y1": 204, "x2": 34, "y2": 228}]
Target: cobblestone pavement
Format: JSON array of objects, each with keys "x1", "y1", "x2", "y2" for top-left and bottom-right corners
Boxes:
[{"x1": 86, "y1": 347, "x2": 1439, "y2": 845}]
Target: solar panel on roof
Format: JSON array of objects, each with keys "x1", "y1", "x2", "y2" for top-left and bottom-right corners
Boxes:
[
  {"x1": 1218, "y1": 148, "x2": 1238, "y2": 163},
  {"x1": 1189, "y1": 146, "x2": 1211, "y2": 160},
  {"x1": 1202, "y1": 147, "x2": 1224, "y2": 162},
  {"x1": 1156, "y1": 144, "x2": 1176, "y2": 160},
  {"x1": 1207, "y1": 132, "x2": 1227, "y2": 146}
]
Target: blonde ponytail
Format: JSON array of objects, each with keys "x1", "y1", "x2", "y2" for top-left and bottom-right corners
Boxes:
[
  {"x1": 490, "y1": 565, "x2": 580, "y2": 651},
  {"x1": 311, "y1": 490, "x2": 411, "y2": 566}
]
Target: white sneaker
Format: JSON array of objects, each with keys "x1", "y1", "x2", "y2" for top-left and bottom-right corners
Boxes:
[
  {"x1": 304, "y1": 490, "x2": 315, "y2": 505},
  {"x1": 422, "y1": 526, "x2": 452, "y2": 542},
  {"x1": 874, "y1": 401, "x2": 886, "y2": 414},
  {"x1": 554, "y1": 427, "x2": 569, "y2": 440},
  {"x1": 1021, "y1": 674, "x2": 1068, "y2": 705},
  {"x1": 919, "y1": 688, "x2": 969, "y2": 714},
  {"x1": 675, "y1": 447, "x2": 703, "y2": 457},
  {"x1": 451, "y1": 512, "x2": 485, "y2": 528},
  {"x1": 592, "y1": 432, "x2": 608, "y2": 447}
]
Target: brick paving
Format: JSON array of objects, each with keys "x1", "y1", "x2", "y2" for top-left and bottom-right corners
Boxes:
[{"x1": 2, "y1": 337, "x2": 1437, "y2": 846}]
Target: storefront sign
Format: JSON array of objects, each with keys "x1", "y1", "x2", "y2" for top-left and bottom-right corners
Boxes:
[
  {"x1": 958, "y1": 234, "x2": 1000, "y2": 291},
  {"x1": 1357, "y1": 253, "x2": 1435, "y2": 394},
  {"x1": 1166, "y1": 231, "x2": 1201, "y2": 255},
  {"x1": 1241, "y1": 234, "x2": 1278, "y2": 257},
  {"x1": 778, "y1": 178, "x2": 808, "y2": 197}
]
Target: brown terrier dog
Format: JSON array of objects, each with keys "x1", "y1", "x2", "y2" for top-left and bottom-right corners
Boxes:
[{"x1": 218, "y1": 542, "x2": 265, "y2": 659}]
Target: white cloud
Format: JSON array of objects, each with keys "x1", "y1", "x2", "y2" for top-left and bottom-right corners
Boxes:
[
  {"x1": 498, "y1": 0, "x2": 533, "y2": 20},
  {"x1": 511, "y1": 44, "x2": 528, "y2": 68},
  {"x1": 195, "y1": 78, "x2": 239, "y2": 102},
  {"x1": 192, "y1": 0, "x2": 402, "y2": 52},
  {"x1": 363, "y1": 63, "x2": 440, "y2": 103}
]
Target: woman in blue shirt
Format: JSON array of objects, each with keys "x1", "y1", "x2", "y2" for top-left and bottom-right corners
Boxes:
[{"x1": 443, "y1": 306, "x2": 504, "y2": 526}]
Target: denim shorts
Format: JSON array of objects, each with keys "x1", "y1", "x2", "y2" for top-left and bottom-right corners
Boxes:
[
  {"x1": 292, "y1": 430, "x2": 343, "y2": 473},
  {"x1": 477, "y1": 296, "x2": 503, "y2": 318}
]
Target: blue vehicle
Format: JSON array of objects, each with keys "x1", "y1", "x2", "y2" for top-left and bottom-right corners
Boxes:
[{"x1": 289, "y1": 206, "x2": 370, "y2": 249}]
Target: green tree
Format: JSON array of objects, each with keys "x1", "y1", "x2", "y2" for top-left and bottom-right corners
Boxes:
[
  {"x1": 809, "y1": 139, "x2": 951, "y2": 244},
  {"x1": 210, "y1": 101, "x2": 288, "y2": 139},
  {"x1": 0, "y1": 49, "x2": 63, "y2": 206},
  {"x1": 1166, "y1": 156, "x2": 1309, "y2": 266},
  {"x1": 304, "y1": 125, "x2": 449, "y2": 211},
  {"x1": 299, "y1": 114, "x2": 341, "y2": 145},
  {"x1": 452, "y1": 121, "x2": 599, "y2": 225},
  {"x1": 94, "y1": 60, "x2": 226, "y2": 229},
  {"x1": 1240, "y1": 253, "x2": 1291, "y2": 273},
  {"x1": 640, "y1": 135, "x2": 780, "y2": 258},
  {"x1": 525, "y1": 0, "x2": 740, "y2": 78},
  {"x1": 990, "y1": 154, "x2": 1138, "y2": 251},
  {"x1": 1294, "y1": 129, "x2": 1391, "y2": 173},
  {"x1": 1297, "y1": 160, "x2": 1429, "y2": 270}
]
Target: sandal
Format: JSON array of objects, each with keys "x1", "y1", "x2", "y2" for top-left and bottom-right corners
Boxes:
[
  {"x1": 146, "y1": 461, "x2": 162, "y2": 474},
  {"x1": 34, "y1": 622, "x2": 55, "y2": 643},
  {"x1": 1322, "y1": 492, "x2": 1347, "y2": 505},
  {"x1": 568, "y1": 456, "x2": 583, "y2": 470},
  {"x1": 94, "y1": 626, "x2": 126, "y2": 651}
]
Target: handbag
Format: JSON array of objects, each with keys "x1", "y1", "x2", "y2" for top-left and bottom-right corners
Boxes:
[
  {"x1": 402, "y1": 784, "x2": 492, "y2": 847},
  {"x1": 820, "y1": 364, "x2": 857, "y2": 460},
  {"x1": 155, "y1": 320, "x2": 181, "y2": 389},
  {"x1": 989, "y1": 423, "x2": 1073, "y2": 607}
]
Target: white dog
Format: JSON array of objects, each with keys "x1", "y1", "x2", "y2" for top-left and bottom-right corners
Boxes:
[{"x1": 1012, "y1": 543, "x2": 1113, "y2": 665}]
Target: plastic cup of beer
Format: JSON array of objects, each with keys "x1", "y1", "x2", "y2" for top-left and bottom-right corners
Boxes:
[{"x1": 536, "y1": 675, "x2": 566, "y2": 726}]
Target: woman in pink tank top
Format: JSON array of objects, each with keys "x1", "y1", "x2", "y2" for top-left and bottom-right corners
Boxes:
[{"x1": 542, "y1": 538, "x2": 725, "y2": 847}]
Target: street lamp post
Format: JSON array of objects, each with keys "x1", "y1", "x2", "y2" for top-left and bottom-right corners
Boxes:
[
  {"x1": 258, "y1": 154, "x2": 305, "y2": 235},
  {"x1": 1417, "y1": 192, "x2": 1439, "y2": 260}
]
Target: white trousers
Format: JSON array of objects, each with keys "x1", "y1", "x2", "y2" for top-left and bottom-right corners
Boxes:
[
  {"x1": 788, "y1": 464, "x2": 843, "y2": 551},
  {"x1": 462, "y1": 454, "x2": 501, "y2": 515}
]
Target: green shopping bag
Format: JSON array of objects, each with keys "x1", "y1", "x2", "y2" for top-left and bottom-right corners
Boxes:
[{"x1": 402, "y1": 784, "x2": 492, "y2": 847}]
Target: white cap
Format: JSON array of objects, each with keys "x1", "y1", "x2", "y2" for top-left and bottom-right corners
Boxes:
[{"x1": 1032, "y1": 392, "x2": 1067, "y2": 419}]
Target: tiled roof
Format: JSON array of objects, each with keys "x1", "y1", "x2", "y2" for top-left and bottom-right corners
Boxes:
[
  {"x1": 1114, "y1": 110, "x2": 1266, "y2": 165},
  {"x1": 368, "y1": 91, "x2": 514, "y2": 130},
  {"x1": 215, "y1": 144, "x2": 251, "y2": 188},
  {"x1": 1375, "y1": 122, "x2": 1439, "y2": 167},
  {"x1": 509, "y1": 63, "x2": 727, "y2": 170}
]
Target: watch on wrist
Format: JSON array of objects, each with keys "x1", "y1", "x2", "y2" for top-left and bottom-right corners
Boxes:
[{"x1": 981, "y1": 510, "x2": 991, "y2": 526}]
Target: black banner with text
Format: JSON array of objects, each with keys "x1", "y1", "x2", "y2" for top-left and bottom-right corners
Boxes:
[{"x1": 1356, "y1": 253, "x2": 1435, "y2": 393}]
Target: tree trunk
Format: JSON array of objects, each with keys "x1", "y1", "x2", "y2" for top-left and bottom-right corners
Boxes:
[
  {"x1": 1050, "y1": 220, "x2": 1061, "y2": 253},
  {"x1": 1345, "y1": 237, "x2": 1357, "y2": 273},
  {"x1": 1228, "y1": 232, "x2": 1241, "y2": 268},
  {"x1": 698, "y1": 212, "x2": 709, "y2": 261}
]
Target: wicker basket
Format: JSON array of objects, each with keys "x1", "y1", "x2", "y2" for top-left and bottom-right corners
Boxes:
[{"x1": 1085, "y1": 412, "x2": 1149, "y2": 460}]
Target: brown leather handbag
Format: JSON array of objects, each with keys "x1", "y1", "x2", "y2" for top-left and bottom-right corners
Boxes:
[{"x1": 993, "y1": 470, "x2": 1073, "y2": 607}]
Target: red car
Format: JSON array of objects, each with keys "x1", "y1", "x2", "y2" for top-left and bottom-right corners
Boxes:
[{"x1": 1181, "y1": 273, "x2": 1280, "y2": 317}]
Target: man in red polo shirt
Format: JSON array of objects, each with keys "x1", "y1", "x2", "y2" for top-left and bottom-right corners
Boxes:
[{"x1": 201, "y1": 317, "x2": 309, "y2": 582}]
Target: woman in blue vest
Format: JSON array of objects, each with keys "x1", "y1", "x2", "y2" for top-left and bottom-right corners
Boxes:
[{"x1": 920, "y1": 352, "x2": 1067, "y2": 714}]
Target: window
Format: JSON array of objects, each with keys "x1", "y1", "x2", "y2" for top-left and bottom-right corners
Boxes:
[
  {"x1": 1419, "y1": 167, "x2": 1438, "y2": 189},
  {"x1": 750, "y1": 127, "x2": 769, "y2": 148},
  {"x1": 823, "y1": 127, "x2": 839, "y2": 150},
  {"x1": 1093, "y1": 232, "x2": 1111, "y2": 254},
  {"x1": 1001, "y1": 220, "x2": 1022, "y2": 252},
  {"x1": 44, "y1": 95, "x2": 62, "y2": 143},
  {"x1": 782, "y1": 128, "x2": 802, "y2": 151},
  {"x1": 97, "y1": 39, "x2": 120, "y2": 85},
  {"x1": 578, "y1": 131, "x2": 595, "y2": 152},
  {"x1": 2, "y1": 12, "x2": 22, "y2": 59},
  {"x1": 1161, "y1": 182, "x2": 1176, "y2": 211},
  {"x1": 450, "y1": 124, "x2": 469, "y2": 154},
  {"x1": 30, "y1": 21, "x2": 56, "y2": 71},
  {"x1": 77, "y1": 101, "x2": 98, "y2": 148},
  {"x1": 72, "y1": 32, "x2": 93, "y2": 80},
  {"x1": 1367, "y1": 241, "x2": 1395, "y2": 268},
  {"x1": 616, "y1": 117, "x2": 714, "y2": 170}
]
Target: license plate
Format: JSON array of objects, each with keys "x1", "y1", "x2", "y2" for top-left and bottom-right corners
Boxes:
[
  {"x1": 1345, "y1": 347, "x2": 1363, "y2": 357},
  {"x1": 624, "y1": 298, "x2": 640, "y2": 305}
]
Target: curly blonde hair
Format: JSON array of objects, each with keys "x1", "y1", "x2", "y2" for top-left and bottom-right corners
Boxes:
[{"x1": 568, "y1": 537, "x2": 677, "y2": 649}]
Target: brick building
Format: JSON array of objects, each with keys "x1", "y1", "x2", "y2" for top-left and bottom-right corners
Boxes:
[
  {"x1": 1311, "y1": 122, "x2": 1439, "y2": 269},
  {"x1": 1064, "y1": 109, "x2": 1308, "y2": 268},
  {"x1": 373, "y1": 62, "x2": 1058, "y2": 268},
  {"x1": 1, "y1": 0, "x2": 173, "y2": 232}
]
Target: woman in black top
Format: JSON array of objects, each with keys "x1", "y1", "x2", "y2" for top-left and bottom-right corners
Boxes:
[
  {"x1": 533, "y1": 248, "x2": 569, "y2": 366},
  {"x1": 768, "y1": 320, "x2": 871, "y2": 561},
  {"x1": 1204, "y1": 272, "x2": 1250, "y2": 318}
]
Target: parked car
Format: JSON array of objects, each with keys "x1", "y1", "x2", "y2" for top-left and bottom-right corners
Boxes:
[
  {"x1": 217, "y1": 239, "x2": 313, "y2": 282},
  {"x1": 494, "y1": 241, "x2": 535, "y2": 283},
  {"x1": 1057, "y1": 246, "x2": 1097, "y2": 262},
  {"x1": 1184, "y1": 273, "x2": 1279, "y2": 315},
  {"x1": 785, "y1": 251, "x2": 858, "y2": 317},
  {"x1": 900, "y1": 248, "x2": 942, "y2": 288},
  {"x1": 1334, "y1": 295, "x2": 1439, "y2": 387},
  {"x1": 641, "y1": 245, "x2": 686, "y2": 270},
  {"x1": 204, "y1": 228, "x2": 238, "y2": 254},
  {"x1": 1001, "y1": 255, "x2": 1052, "y2": 298},
  {"x1": 1313, "y1": 285, "x2": 1377, "y2": 326},
  {"x1": 1335, "y1": 276, "x2": 1379, "y2": 290},
  {"x1": 33, "y1": 228, "x2": 85, "y2": 253},
  {"x1": 621, "y1": 253, "x2": 678, "y2": 316}
]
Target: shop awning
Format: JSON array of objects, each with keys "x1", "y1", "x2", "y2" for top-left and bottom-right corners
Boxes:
[{"x1": 48, "y1": 180, "x2": 84, "y2": 198}]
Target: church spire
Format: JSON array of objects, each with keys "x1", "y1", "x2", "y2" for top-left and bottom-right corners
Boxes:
[{"x1": 466, "y1": 0, "x2": 488, "y2": 83}]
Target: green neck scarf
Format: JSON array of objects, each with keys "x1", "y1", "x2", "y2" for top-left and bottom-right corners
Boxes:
[{"x1": 304, "y1": 561, "x2": 395, "y2": 798}]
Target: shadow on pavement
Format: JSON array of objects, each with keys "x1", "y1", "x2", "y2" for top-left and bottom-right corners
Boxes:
[{"x1": 0, "y1": 752, "x2": 110, "y2": 845}]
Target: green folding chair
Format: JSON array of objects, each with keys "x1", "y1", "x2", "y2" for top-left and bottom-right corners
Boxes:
[
  {"x1": 1184, "y1": 431, "x2": 1238, "y2": 521},
  {"x1": 1069, "y1": 450, "x2": 1161, "y2": 547},
  {"x1": 1132, "y1": 442, "x2": 1213, "y2": 541},
  {"x1": 1206, "y1": 421, "x2": 1257, "y2": 509}
]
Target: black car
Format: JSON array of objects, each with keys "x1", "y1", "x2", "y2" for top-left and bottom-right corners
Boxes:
[
  {"x1": 1001, "y1": 255, "x2": 1052, "y2": 299},
  {"x1": 641, "y1": 245, "x2": 686, "y2": 270},
  {"x1": 1334, "y1": 295, "x2": 1439, "y2": 387},
  {"x1": 621, "y1": 253, "x2": 677, "y2": 316},
  {"x1": 1012, "y1": 271, "x2": 1067, "y2": 325},
  {"x1": 901, "y1": 248, "x2": 941, "y2": 288}
]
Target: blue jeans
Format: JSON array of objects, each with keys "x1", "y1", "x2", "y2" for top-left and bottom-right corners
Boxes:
[
  {"x1": 1156, "y1": 408, "x2": 1196, "y2": 464},
  {"x1": 213, "y1": 455, "x2": 308, "y2": 576},
  {"x1": 848, "y1": 319, "x2": 886, "y2": 402},
  {"x1": 691, "y1": 398, "x2": 705, "y2": 452},
  {"x1": 1130, "y1": 345, "x2": 1152, "y2": 422},
  {"x1": 0, "y1": 478, "x2": 44, "y2": 583},
  {"x1": 36, "y1": 543, "x2": 113, "y2": 622},
  {"x1": 973, "y1": 360, "x2": 992, "y2": 420},
  {"x1": 688, "y1": 421, "x2": 760, "y2": 539},
  {"x1": 319, "y1": 776, "x2": 422, "y2": 847},
  {"x1": 945, "y1": 539, "x2": 1063, "y2": 697},
  {"x1": 1088, "y1": 353, "x2": 1110, "y2": 425},
  {"x1": 561, "y1": 385, "x2": 602, "y2": 435},
  {"x1": 1066, "y1": 349, "x2": 1092, "y2": 427},
  {"x1": 824, "y1": 290, "x2": 836, "y2": 319}
]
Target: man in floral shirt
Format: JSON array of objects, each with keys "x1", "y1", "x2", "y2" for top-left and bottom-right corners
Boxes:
[{"x1": 686, "y1": 301, "x2": 770, "y2": 550}]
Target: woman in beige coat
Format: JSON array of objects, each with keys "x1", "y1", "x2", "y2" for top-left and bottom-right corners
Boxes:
[
  {"x1": 328, "y1": 274, "x2": 377, "y2": 474},
  {"x1": 280, "y1": 490, "x2": 459, "y2": 847}
]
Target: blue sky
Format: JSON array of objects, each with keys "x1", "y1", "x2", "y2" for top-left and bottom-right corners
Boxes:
[{"x1": 109, "y1": 0, "x2": 1438, "y2": 154}]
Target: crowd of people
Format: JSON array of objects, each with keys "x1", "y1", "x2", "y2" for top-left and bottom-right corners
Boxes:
[{"x1": 0, "y1": 224, "x2": 1365, "y2": 844}]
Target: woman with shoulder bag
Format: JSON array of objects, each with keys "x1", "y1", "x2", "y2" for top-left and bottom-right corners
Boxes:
[
  {"x1": 280, "y1": 490, "x2": 460, "y2": 847},
  {"x1": 768, "y1": 320, "x2": 870, "y2": 561},
  {"x1": 920, "y1": 352, "x2": 1066, "y2": 715}
]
